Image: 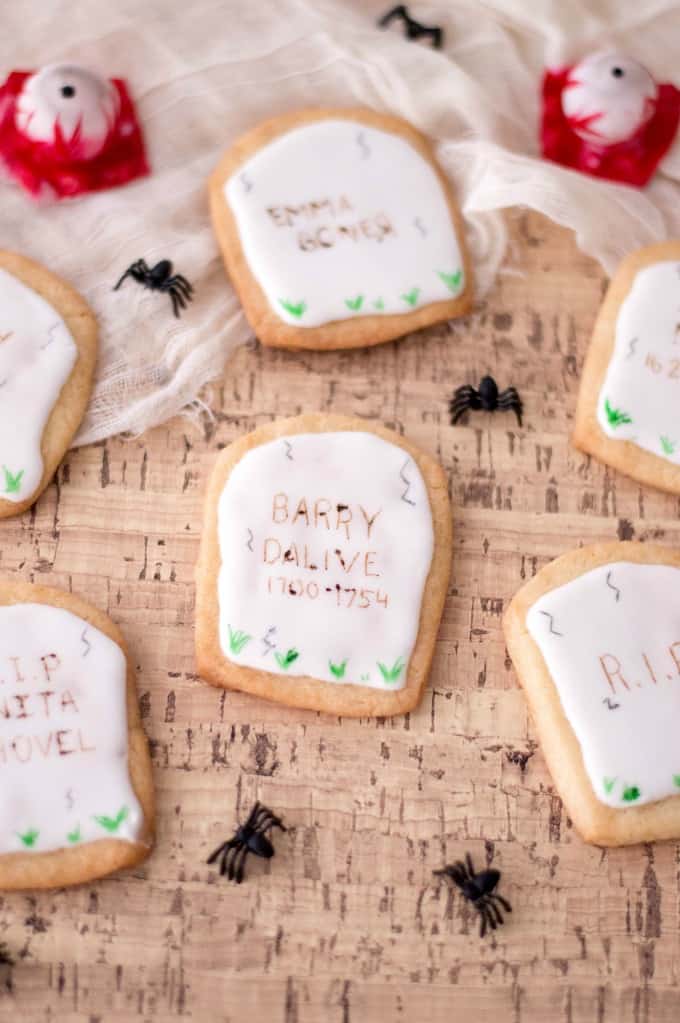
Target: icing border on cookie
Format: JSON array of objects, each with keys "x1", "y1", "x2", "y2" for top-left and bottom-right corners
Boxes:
[
  {"x1": 225, "y1": 118, "x2": 465, "y2": 327},
  {"x1": 216, "y1": 431, "x2": 435, "y2": 690}
]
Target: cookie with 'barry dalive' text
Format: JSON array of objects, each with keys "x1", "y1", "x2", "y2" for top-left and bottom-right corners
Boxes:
[
  {"x1": 0, "y1": 251, "x2": 97, "y2": 516},
  {"x1": 504, "y1": 541, "x2": 680, "y2": 847},
  {"x1": 209, "y1": 108, "x2": 472, "y2": 350},
  {"x1": 195, "y1": 414, "x2": 452, "y2": 717},
  {"x1": 573, "y1": 241, "x2": 680, "y2": 494},
  {"x1": 0, "y1": 579, "x2": 154, "y2": 889}
]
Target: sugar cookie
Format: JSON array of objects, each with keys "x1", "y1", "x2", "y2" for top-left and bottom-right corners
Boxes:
[
  {"x1": 195, "y1": 414, "x2": 452, "y2": 717},
  {"x1": 0, "y1": 251, "x2": 97, "y2": 516},
  {"x1": 504, "y1": 541, "x2": 680, "y2": 846},
  {"x1": 0, "y1": 579, "x2": 153, "y2": 889},
  {"x1": 573, "y1": 241, "x2": 680, "y2": 494},
  {"x1": 210, "y1": 108, "x2": 472, "y2": 350}
]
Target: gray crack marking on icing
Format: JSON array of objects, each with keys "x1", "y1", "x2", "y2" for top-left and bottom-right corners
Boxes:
[
  {"x1": 261, "y1": 626, "x2": 277, "y2": 656},
  {"x1": 284, "y1": 440, "x2": 293, "y2": 461},
  {"x1": 539, "y1": 610, "x2": 563, "y2": 636},
  {"x1": 357, "y1": 131, "x2": 370, "y2": 159},
  {"x1": 400, "y1": 459, "x2": 416, "y2": 505},
  {"x1": 81, "y1": 626, "x2": 91, "y2": 656},
  {"x1": 414, "y1": 217, "x2": 427, "y2": 237},
  {"x1": 606, "y1": 570, "x2": 621, "y2": 601},
  {"x1": 246, "y1": 528, "x2": 254, "y2": 552},
  {"x1": 626, "y1": 337, "x2": 638, "y2": 358},
  {"x1": 41, "y1": 322, "x2": 60, "y2": 350}
]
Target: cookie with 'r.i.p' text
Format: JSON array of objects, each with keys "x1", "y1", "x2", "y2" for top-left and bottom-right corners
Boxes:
[
  {"x1": 0, "y1": 579, "x2": 154, "y2": 890},
  {"x1": 504, "y1": 541, "x2": 680, "y2": 847},
  {"x1": 195, "y1": 414, "x2": 453, "y2": 717},
  {"x1": 0, "y1": 251, "x2": 97, "y2": 517},
  {"x1": 573, "y1": 241, "x2": 680, "y2": 494},
  {"x1": 209, "y1": 108, "x2": 472, "y2": 350}
]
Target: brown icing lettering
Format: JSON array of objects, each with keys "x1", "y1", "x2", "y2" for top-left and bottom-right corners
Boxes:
[{"x1": 599, "y1": 653, "x2": 630, "y2": 694}]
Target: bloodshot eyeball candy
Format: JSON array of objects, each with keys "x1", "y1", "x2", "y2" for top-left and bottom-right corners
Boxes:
[
  {"x1": 0, "y1": 63, "x2": 148, "y2": 199},
  {"x1": 541, "y1": 50, "x2": 680, "y2": 186}
]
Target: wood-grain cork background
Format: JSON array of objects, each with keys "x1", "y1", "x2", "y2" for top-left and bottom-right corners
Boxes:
[{"x1": 1, "y1": 212, "x2": 677, "y2": 1023}]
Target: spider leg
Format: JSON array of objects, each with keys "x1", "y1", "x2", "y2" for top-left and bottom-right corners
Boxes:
[
  {"x1": 224, "y1": 842, "x2": 245, "y2": 880},
  {"x1": 168, "y1": 274, "x2": 194, "y2": 298},
  {"x1": 453, "y1": 860, "x2": 470, "y2": 883},
  {"x1": 489, "y1": 892, "x2": 512, "y2": 913},
  {"x1": 485, "y1": 896, "x2": 504, "y2": 927},
  {"x1": 255, "y1": 809, "x2": 286, "y2": 834},
  {"x1": 449, "y1": 401, "x2": 474, "y2": 425},
  {"x1": 450, "y1": 385, "x2": 476, "y2": 404},
  {"x1": 497, "y1": 390, "x2": 523, "y2": 427},
  {"x1": 232, "y1": 843, "x2": 250, "y2": 883},
  {"x1": 206, "y1": 839, "x2": 230, "y2": 865},
  {"x1": 478, "y1": 904, "x2": 488, "y2": 938},
  {"x1": 169, "y1": 290, "x2": 182, "y2": 318},
  {"x1": 113, "y1": 259, "x2": 147, "y2": 291},
  {"x1": 465, "y1": 852, "x2": 476, "y2": 879}
]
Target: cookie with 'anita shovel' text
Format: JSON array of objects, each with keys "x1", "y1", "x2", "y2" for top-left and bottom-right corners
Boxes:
[
  {"x1": 0, "y1": 251, "x2": 97, "y2": 516},
  {"x1": 573, "y1": 241, "x2": 680, "y2": 494},
  {"x1": 504, "y1": 541, "x2": 680, "y2": 846},
  {"x1": 0, "y1": 580, "x2": 153, "y2": 889},
  {"x1": 195, "y1": 414, "x2": 452, "y2": 717},
  {"x1": 210, "y1": 108, "x2": 472, "y2": 350}
]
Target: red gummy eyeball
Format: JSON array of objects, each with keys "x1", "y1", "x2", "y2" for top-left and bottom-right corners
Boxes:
[
  {"x1": 15, "y1": 64, "x2": 120, "y2": 160},
  {"x1": 541, "y1": 51, "x2": 680, "y2": 186},
  {"x1": 561, "y1": 52, "x2": 657, "y2": 145},
  {"x1": 0, "y1": 63, "x2": 148, "y2": 199}
]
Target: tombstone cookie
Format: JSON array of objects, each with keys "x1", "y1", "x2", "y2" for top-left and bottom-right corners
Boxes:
[
  {"x1": 573, "y1": 242, "x2": 680, "y2": 495},
  {"x1": 195, "y1": 414, "x2": 452, "y2": 716},
  {"x1": 504, "y1": 542, "x2": 680, "y2": 846},
  {"x1": 210, "y1": 109, "x2": 472, "y2": 350},
  {"x1": 0, "y1": 251, "x2": 97, "y2": 517},
  {"x1": 0, "y1": 580, "x2": 154, "y2": 889}
]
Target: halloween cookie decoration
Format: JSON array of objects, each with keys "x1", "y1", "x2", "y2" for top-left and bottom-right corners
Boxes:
[
  {"x1": 449, "y1": 375, "x2": 523, "y2": 426},
  {"x1": 207, "y1": 801, "x2": 286, "y2": 884},
  {"x1": 378, "y1": 5, "x2": 444, "y2": 49},
  {"x1": 114, "y1": 258, "x2": 194, "y2": 318},
  {"x1": 573, "y1": 241, "x2": 680, "y2": 495},
  {"x1": 210, "y1": 109, "x2": 472, "y2": 350},
  {"x1": 0, "y1": 251, "x2": 97, "y2": 517},
  {"x1": 0, "y1": 63, "x2": 148, "y2": 199},
  {"x1": 504, "y1": 542, "x2": 680, "y2": 846},
  {"x1": 541, "y1": 51, "x2": 680, "y2": 186},
  {"x1": 0, "y1": 580, "x2": 154, "y2": 889},
  {"x1": 196, "y1": 414, "x2": 452, "y2": 716}
]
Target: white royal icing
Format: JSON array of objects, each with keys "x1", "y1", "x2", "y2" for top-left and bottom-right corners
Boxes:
[
  {"x1": 217, "y1": 432, "x2": 435, "y2": 690},
  {"x1": 597, "y1": 261, "x2": 680, "y2": 464},
  {"x1": 562, "y1": 52, "x2": 657, "y2": 145},
  {"x1": 0, "y1": 267, "x2": 78, "y2": 502},
  {"x1": 527, "y1": 561, "x2": 680, "y2": 809},
  {"x1": 15, "y1": 64, "x2": 119, "y2": 159},
  {"x1": 225, "y1": 119, "x2": 466, "y2": 327},
  {"x1": 0, "y1": 603, "x2": 144, "y2": 854}
]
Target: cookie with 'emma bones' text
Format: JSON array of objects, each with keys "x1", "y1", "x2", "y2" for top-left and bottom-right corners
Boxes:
[
  {"x1": 0, "y1": 580, "x2": 154, "y2": 889},
  {"x1": 504, "y1": 542, "x2": 680, "y2": 846},
  {"x1": 0, "y1": 251, "x2": 97, "y2": 517},
  {"x1": 210, "y1": 108, "x2": 472, "y2": 350},
  {"x1": 573, "y1": 241, "x2": 680, "y2": 494},
  {"x1": 195, "y1": 415, "x2": 452, "y2": 717}
]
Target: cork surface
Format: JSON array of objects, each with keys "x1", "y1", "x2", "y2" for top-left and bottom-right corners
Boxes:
[{"x1": 1, "y1": 212, "x2": 676, "y2": 1022}]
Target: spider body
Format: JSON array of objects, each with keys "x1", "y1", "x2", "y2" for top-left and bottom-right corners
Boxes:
[
  {"x1": 434, "y1": 852, "x2": 512, "y2": 937},
  {"x1": 449, "y1": 375, "x2": 523, "y2": 426},
  {"x1": 378, "y1": 5, "x2": 443, "y2": 48},
  {"x1": 114, "y1": 258, "x2": 193, "y2": 318},
  {"x1": 207, "y1": 801, "x2": 286, "y2": 883}
]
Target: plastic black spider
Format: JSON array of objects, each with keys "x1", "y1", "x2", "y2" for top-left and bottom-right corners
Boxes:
[
  {"x1": 207, "y1": 801, "x2": 286, "y2": 883},
  {"x1": 114, "y1": 258, "x2": 194, "y2": 318},
  {"x1": 434, "y1": 853, "x2": 512, "y2": 937},
  {"x1": 449, "y1": 375, "x2": 523, "y2": 426},
  {"x1": 378, "y1": 4, "x2": 443, "y2": 48}
]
